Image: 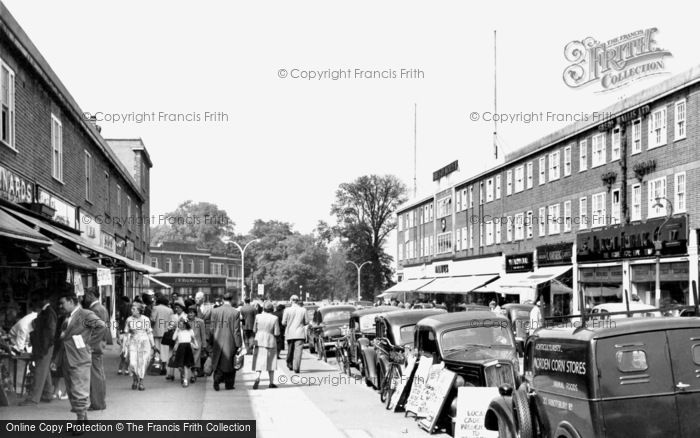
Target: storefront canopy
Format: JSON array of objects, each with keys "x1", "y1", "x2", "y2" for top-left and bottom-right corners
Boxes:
[
  {"x1": 475, "y1": 266, "x2": 573, "y2": 298},
  {"x1": 383, "y1": 278, "x2": 436, "y2": 294},
  {"x1": 416, "y1": 275, "x2": 498, "y2": 294},
  {"x1": 46, "y1": 241, "x2": 103, "y2": 271},
  {"x1": 3, "y1": 207, "x2": 160, "y2": 274},
  {"x1": 0, "y1": 208, "x2": 52, "y2": 245}
]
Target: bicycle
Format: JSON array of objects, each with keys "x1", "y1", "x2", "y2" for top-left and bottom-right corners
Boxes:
[
  {"x1": 334, "y1": 334, "x2": 350, "y2": 375},
  {"x1": 380, "y1": 346, "x2": 405, "y2": 409}
]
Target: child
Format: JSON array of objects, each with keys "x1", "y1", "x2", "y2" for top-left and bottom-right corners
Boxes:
[{"x1": 171, "y1": 320, "x2": 198, "y2": 387}]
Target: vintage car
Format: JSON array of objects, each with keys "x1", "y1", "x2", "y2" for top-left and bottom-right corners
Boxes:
[
  {"x1": 502, "y1": 303, "x2": 534, "y2": 352},
  {"x1": 415, "y1": 311, "x2": 519, "y2": 435},
  {"x1": 485, "y1": 317, "x2": 700, "y2": 438},
  {"x1": 589, "y1": 302, "x2": 661, "y2": 320},
  {"x1": 307, "y1": 305, "x2": 355, "y2": 358},
  {"x1": 338, "y1": 306, "x2": 401, "y2": 381},
  {"x1": 369, "y1": 308, "x2": 447, "y2": 401}
]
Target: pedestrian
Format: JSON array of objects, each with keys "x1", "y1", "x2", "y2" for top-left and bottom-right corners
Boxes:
[
  {"x1": 208, "y1": 292, "x2": 242, "y2": 391},
  {"x1": 281, "y1": 295, "x2": 306, "y2": 374},
  {"x1": 195, "y1": 291, "x2": 213, "y2": 320},
  {"x1": 51, "y1": 311, "x2": 68, "y2": 401},
  {"x1": 240, "y1": 298, "x2": 257, "y2": 355},
  {"x1": 252, "y1": 301, "x2": 280, "y2": 389},
  {"x1": 83, "y1": 291, "x2": 111, "y2": 411},
  {"x1": 166, "y1": 299, "x2": 188, "y2": 380},
  {"x1": 116, "y1": 296, "x2": 131, "y2": 375},
  {"x1": 9, "y1": 301, "x2": 39, "y2": 393},
  {"x1": 124, "y1": 302, "x2": 155, "y2": 391},
  {"x1": 529, "y1": 299, "x2": 543, "y2": 336},
  {"x1": 171, "y1": 319, "x2": 198, "y2": 387},
  {"x1": 51, "y1": 291, "x2": 106, "y2": 423},
  {"x1": 151, "y1": 295, "x2": 173, "y2": 376},
  {"x1": 186, "y1": 305, "x2": 207, "y2": 380},
  {"x1": 489, "y1": 300, "x2": 502, "y2": 314},
  {"x1": 20, "y1": 290, "x2": 57, "y2": 406},
  {"x1": 272, "y1": 303, "x2": 285, "y2": 359}
]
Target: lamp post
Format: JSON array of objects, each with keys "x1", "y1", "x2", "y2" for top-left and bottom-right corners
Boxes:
[
  {"x1": 652, "y1": 197, "x2": 674, "y2": 308},
  {"x1": 346, "y1": 260, "x2": 372, "y2": 302},
  {"x1": 224, "y1": 238, "x2": 260, "y2": 301}
]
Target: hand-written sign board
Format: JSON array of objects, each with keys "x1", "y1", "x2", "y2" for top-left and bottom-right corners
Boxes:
[
  {"x1": 454, "y1": 387, "x2": 499, "y2": 438},
  {"x1": 413, "y1": 362, "x2": 445, "y2": 418},
  {"x1": 404, "y1": 357, "x2": 435, "y2": 415},
  {"x1": 389, "y1": 354, "x2": 417, "y2": 411},
  {"x1": 417, "y1": 368, "x2": 457, "y2": 433}
]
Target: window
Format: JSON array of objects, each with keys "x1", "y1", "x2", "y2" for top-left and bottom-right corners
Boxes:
[
  {"x1": 429, "y1": 235, "x2": 434, "y2": 255},
  {"x1": 84, "y1": 151, "x2": 92, "y2": 201},
  {"x1": 592, "y1": 133, "x2": 606, "y2": 167},
  {"x1": 526, "y1": 162, "x2": 533, "y2": 188},
  {"x1": 398, "y1": 214, "x2": 403, "y2": 232},
  {"x1": 199, "y1": 260, "x2": 205, "y2": 274},
  {"x1": 479, "y1": 222, "x2": 484, "y2": 247},
  {"x1": 506, "y1": 217, "x2": 513, "y2": 242},
  {"x1": 486, "y1": 178, "x2": 494, "y2": 202},
  {"x1": 165, "y1": 258, "x2": 172, "y2": 273},
  {"x1": 579, "y1": 139, "x2": 587, "y2": 171},
  {"x1": 1, "y1": 62, "x2": 15, "y2": 149},
  {"x1": 461, "y1": 189, "x2": 467, "y2": 211},
  {"x1": 592, "y1": 192, "x2": 606, "y2": 228},
  {"x1": 227, "y1": 265, "x2": 234, "y2": 277},
  {"x1": 479, "y1": 182, "x2": 484, "y2": 205},
  {"x1": 631, "y1": 184, "x2": 642, "y2": 221},
  {"x1": 526, "y1": 211, "x2": 533, "y2": 239},
  {"x1": 539, "y1": 156, "x2": 546, "y2": 185},
  {"x1": 616, "y1": 350, "x2": 648, "y2": 373},
  {"x1": 611, "y1": 189, "x2": 621, "y2": 224},
  {"x1": 468, "y1": 186, "x2": 474, "y2": 208},
  {"x1": 485, "y1": 221, "x2": 494, "y2": 246},
  {"x1": 648, "y1": 107, "x2": 667, "y2": 149},
  {"x1": 632, "y1": 119, "x2": 642, "y2": 154},
  {"x1": 611, "y1": 126, "x2": 621, "y2": 160},
  {"x1": 437, "y1": 232, "x2": 452, "y2": 254},
  {"x1": 648, "y1": 176, "x2": 667, "y2": 218},
  {"x1": 429, "y1": 203, "x2": 434, "y2": 221},
  {"x1": 549, "y1": 150, "x2": 560, "y2": 180},
  {"x1": 104, "y1": 172, "x2": 110, "y2": 214},
  {"x1": 398, "y1": 243, "x2": 404, "y2": 261},
  {"x1": 506, "y1": 170, "x2": 513, "y2": 195},
  {"x1": 675, "y1": 99, "x2": 686, "y2": 140},
  {"x1": 150, "y1": 257, "x2": 158, "y2": 268},
  {"x1": 126, "y1": 196, "x2": 132, "y2": 229},
  {"x1": 177, "y1": 258, "x2": 184, "y2": 274},
  {"x1": 51, "y1": 115, "x2": 63, "y2": 181},
  {"x1": 514, "y1": 213, "x2": 524, "y2": 241},
  {"x1": 437, "y1": 196, "x2": 452, "y2": 218},
  {"x1": 579, "y1": 197, "x2": 588, "y2": 230},
  {"x1": 564, "y1": 145, "x2": 572, "y2": 176},
  {"x1": 468, "y1": 224, "x2": 473, "y2": 249},
  {"x1": 538, "y1": 206, "x2": 546, "y2": 236},
  {"x1": 461, "y1": 227, "x2": 467, "y2": 250},
  {"x1": 189, "y1": 260, "x2": 194, "y2": 274},
  {"x1": 514, "y1": 166, "x2": 524, "y2": 193},
  {"x1": 564, "y1": 201, "x2": 572, "y2": 232},
  {"x1": 495, "y1": 221, "x2": 501, "y2": 244},
  {"x1": 495, "y1": 175, "x2": 501, "y2": 199},
  {"x1": 455, "y1": 228, "x2": 462, "y2": 251},
  {"x1": 456, "y1": 190, "x2": 462, "y2": 212},
  {"x1": 548, "y1": 204, "x2": 560, "y2": 234},
  {"x1": 675, "y1": 172, "x2": 686, "y2": 213}
]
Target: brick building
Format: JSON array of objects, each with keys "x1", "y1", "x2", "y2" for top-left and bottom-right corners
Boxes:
[
  {"x1": 149, "y1": 241, "x2": 241, "y2": 299},
  {"x1": 392, "y1": 65, "x2": 700, "y2": 317},
  {"x1": 0, "y1": 2, "x2": 157, "y2": 323}
]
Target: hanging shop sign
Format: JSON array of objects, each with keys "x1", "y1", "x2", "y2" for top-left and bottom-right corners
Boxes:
[
  {"x1": 97, "y1": 268, "x2": 113, "y2": 286},
  {"x1": 37, "y1": 187, "x2": 77, "y2": 229},
  {"x1": 537, "y1": 243, "x2": 573, "y2": 266},
  {"x1": 0, "y1": 165, "x2": 34, "y2": 204},
  {"x1": 505, "y1": 253, "x2": 534, "y2": 273},
  {"x1": 577, "y1": 216, "x2": 687, "y2": 262}
]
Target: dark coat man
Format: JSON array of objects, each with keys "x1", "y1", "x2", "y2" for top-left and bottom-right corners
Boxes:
[
  {"x1": 85, "y1": 293, "x2": 110, "y2": 411},
  {"x1": 22, "y1": 293, "x2": 56, "y2": 405},
  {"x1": 240, "y1": 298, "x2": 257, "y2": 354},
  {"x1": 208, "y1": 293, "x2": 242, "y2": 390}
]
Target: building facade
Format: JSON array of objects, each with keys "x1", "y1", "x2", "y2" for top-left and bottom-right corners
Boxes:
[
  {"x1": 149, "y1": 241, "x2": 241, "y2": 299},
  {"x1": 394, "y1": 65, "x2": 700, "y2": 318}
]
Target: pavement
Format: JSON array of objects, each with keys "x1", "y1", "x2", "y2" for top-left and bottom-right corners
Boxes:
[{"x1": 1, "y1": 346, "x2": 448, "y2": 438}]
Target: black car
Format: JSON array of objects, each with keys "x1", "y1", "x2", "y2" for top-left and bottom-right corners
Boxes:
[
  {"x1": 414, "y1": 311, "x2": 519, "y2": 435},
  {"x1": 307, "y1": 305, "x2": 355, "y2": 358},
  {"x1": 501, "y1": 303, "x2": 534, "y2": 353}
]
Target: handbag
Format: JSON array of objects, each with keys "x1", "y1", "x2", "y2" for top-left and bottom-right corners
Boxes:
[
  {"x1": 234, "y1": 352, "x2": 245, "y2": 371},
  {"x1": 203, "y1": 356, "x2": 213, "y2": 376},
  {"x1": 147, "y1": 352, "x2": 162, "y2": 376},
  {"x1": 161, "y1": 328, "x2": 176, "y2": 347}
]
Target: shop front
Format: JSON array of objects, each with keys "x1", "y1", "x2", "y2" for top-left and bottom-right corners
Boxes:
[
  {"x1": 151, "y1": 275, "x2": 227, "y2": 300},
  {"x1": 536, "y1": 243, "x2": 574, "y2": 321}
]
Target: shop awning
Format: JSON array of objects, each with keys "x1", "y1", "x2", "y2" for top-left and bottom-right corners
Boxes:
[
  {"x1": 474, "y1": 266, "x2": 572, "y2": 299},
  {"x1": 3, "y1": 207, "x2": 160, "y2": 274},
  {"x1": 0, "y1": 208, "x2": 52, "y2": 245},
  {"x1": 383, "y1": 278, "x2": 436, "y2": 294},
  {"x1": 416, "y1": 275, "x2": 498, "y2": 294},
  {"x1": 145, "y1": 275, "x2": 172, "y2": 289},
  {"x1": 45, "y1": 241, "x2": 103, "y2": 271}
]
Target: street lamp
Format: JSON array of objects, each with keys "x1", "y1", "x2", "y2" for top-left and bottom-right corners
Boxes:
[
  {"x1": 346, "y1": 260, "x2": 372, "y2": 302},
  {"x1": 652, "y1": 197, "x2": 674, "y2": 308},
  {"x1": 223, "y1": 238, "x2": 260, "y2": 301}
]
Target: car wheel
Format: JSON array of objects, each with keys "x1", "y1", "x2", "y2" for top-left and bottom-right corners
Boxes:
[{"x1": 512, "y1": 387, "x2": 534, "y2": 438}]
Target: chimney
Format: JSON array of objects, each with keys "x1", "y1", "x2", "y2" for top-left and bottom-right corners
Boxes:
[{"x1": 89, "y1": 115, "x2": 102, "y2": 133}]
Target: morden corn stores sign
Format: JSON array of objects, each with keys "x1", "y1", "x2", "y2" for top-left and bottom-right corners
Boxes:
[{"x1": 563, "y1": 28, "x2": 672, "y2": 92}]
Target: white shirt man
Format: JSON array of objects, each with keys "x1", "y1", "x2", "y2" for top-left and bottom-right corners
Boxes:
[{"x1": 10, "y1": 311, "x2": 38, "y2": 352}]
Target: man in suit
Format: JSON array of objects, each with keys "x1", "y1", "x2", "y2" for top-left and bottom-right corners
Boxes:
[
  {"x1": 208, "y1": 292, "x2": 242, "y2": 391},
  {"x1": 240, "y1": 298, "x2": 257, "y2": 355},
  {"x1": 52, "y1": 291, "x2": 107, "y2": 422},
  {"x1": 186, "y1": 305, "x2": 207, "y2": 380},
  {"x1": 20, "y1": 291, "x2": 57, "y2": 406},
  {"x1": 281, "y1": 295, "x2": 306, "y2": 373},
  {"x1": 151, "y1": 295, "x2": 174, "y2": 373},
  {"x1": 83, "y1": 292, "x2": 111, "y2": 411}
]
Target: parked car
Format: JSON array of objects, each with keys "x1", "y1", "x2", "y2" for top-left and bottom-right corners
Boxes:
[
  {"x1": 455, "y1": 304, "x2": 490, "y2": 312},
  {"x1": 338, "y1": 306, "x2": 401, "y2": 382},
  {"x1": 370, "y1": 308, "x2": 447, "y2": 404},
  {"x1": 307, "y1": 305, "x2": 355, "y2": 358},
  {"x1": 501, "y1": 303, "x2": 534, "y2": 353},
  {"x1": 589, "y1": 302, "x2": 661, "y2": 320},
  {"x1": 485, "y1": 317, "x2": 700, "y2": 438},
  {"x1": 414, "y1": 311, "x2": 519, "y2": 435}
]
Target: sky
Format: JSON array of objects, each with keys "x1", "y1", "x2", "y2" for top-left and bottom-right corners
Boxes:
[{"x1": 4, "y1": 0, "x2": 698, "y2": 240}]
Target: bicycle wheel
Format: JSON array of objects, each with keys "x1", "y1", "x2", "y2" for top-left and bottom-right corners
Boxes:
[
  {"x1": 336, "y1": 345, "x2": 346, "y2": 373},
  {"x1": 385, "y1": 365, "x2": 401, "y2": 409}
]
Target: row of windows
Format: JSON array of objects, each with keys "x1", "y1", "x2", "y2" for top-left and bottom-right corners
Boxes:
[{"x1": 152, "y1": 257, "x2": 239, "y2": 277}]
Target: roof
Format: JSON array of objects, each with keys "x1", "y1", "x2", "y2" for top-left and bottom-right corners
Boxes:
[
  {"x1": 417, "y1": 311, "x2": 508, "y2": 331},
  {"x1": 381, "y1": 309, "x2": 447, "y2": 326},
  {"x1": 351, "y1": 306, "x2": 400, "y2": 317},
  {"x1": 104, "y1": 138, "x2": 153, "y2": 167},
  {"x1": 533, "y1": 317, "x2": 700, "y2": 342}
]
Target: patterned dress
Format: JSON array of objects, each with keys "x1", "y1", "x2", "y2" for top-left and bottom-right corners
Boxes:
[{"x1": 125, "y1": 315, "x2": 154, "y2": 379}]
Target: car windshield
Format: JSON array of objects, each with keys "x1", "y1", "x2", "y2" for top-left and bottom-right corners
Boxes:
[
  {"x1": 399, "y1": 324, "x2": 416, "y2": 345},
  {"x1": 324, "y1": 310, "x2": 352, "y2": 322},
  {"x1": 440, "y1": 325, "x2": 512, "y2": 353}
]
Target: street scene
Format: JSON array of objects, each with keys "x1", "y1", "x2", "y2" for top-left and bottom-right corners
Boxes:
[{"x1": 1, "y1": 1, "x2": 700, "y2": 438}]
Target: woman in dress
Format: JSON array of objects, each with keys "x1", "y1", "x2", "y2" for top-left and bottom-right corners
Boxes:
[
  {"x1": 171, "y1": 319, "x2": 198, "y2": 387},
  {"x1": 252, "y1": 301, "x2": 280, "y2": 390},
  {"x1": 124, "y1": 302, "x2": 155, "y2": 391},
  {"x1": 165, "y1": 299, "x2": 188, "y2": 381}
]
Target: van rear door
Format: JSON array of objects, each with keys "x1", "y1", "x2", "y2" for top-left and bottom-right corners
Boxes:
[{"x1": 666, "y1": 328, "x2": 700, "y2": 438}]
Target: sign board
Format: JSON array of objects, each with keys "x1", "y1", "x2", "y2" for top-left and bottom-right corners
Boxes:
[
  {"x1": 418, "y1": 368, "x2": 457, "y2": 433},
  {"x1": 537, "y1": 243, "x2": 573, "y2": 266},
  {"x1": 433, "y1": 160, "x2": 459, "y2": 181},
  {"x1": 454, "y1": 387, "x2": 499, "y2": 438},
  {"x1": 0, "y1": 165, "x2": 34, "y2": 203},
  {"x1": 407, "y1": 361, "x2": 445, "y2": 418},
  {"x1": 505, "y1": 253, "x2": 534, "y2": 273},
  {"x1": 405, "y1": 357, "x2": 434, "y2": 415},
  {"x1": 38, "y1": 187, "x2": 77, "y2": 229},
  {"x1": 97, "y1": 268, "x2": 112, "y2": 286},
  {"x1": 389, "y1": 354, "x2": 417, "y2": 411},
  {"x1": 257, "y1": 283, "x2": 264, "y2": 296}
]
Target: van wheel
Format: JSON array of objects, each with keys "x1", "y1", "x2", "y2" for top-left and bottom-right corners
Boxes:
[
  {"x1": 512, "y1": 387, "x2": 533, "y2": 438},
  {"x1": 497, "y1": 414, "x2": 515, "y2": 438}
]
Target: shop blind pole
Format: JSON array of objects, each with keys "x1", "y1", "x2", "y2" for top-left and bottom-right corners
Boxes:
[{"x1": 652, "y1": 197, "x2": 673, "y2": 308}]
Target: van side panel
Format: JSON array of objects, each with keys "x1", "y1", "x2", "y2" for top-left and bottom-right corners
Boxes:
[{"x1": 666, "y1": 328, "x2": 700, "y2": 438}]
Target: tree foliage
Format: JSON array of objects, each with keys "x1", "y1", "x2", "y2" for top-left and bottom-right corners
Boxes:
[{"x1": 150, "y1": 200, "x2": 235, "y2": 252}]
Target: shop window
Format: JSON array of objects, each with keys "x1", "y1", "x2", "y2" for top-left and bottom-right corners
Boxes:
[{"x1": 615, "y1": 350, "x2": 648, "y2": 372}]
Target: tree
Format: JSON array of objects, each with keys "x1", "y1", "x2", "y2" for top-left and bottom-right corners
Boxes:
[
  {"x1": 150, "y1": 200, "x2": 235, "y2": 251},
  {"x1": 331, "y1": 175, "x2": 408, "y2": 300}
]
